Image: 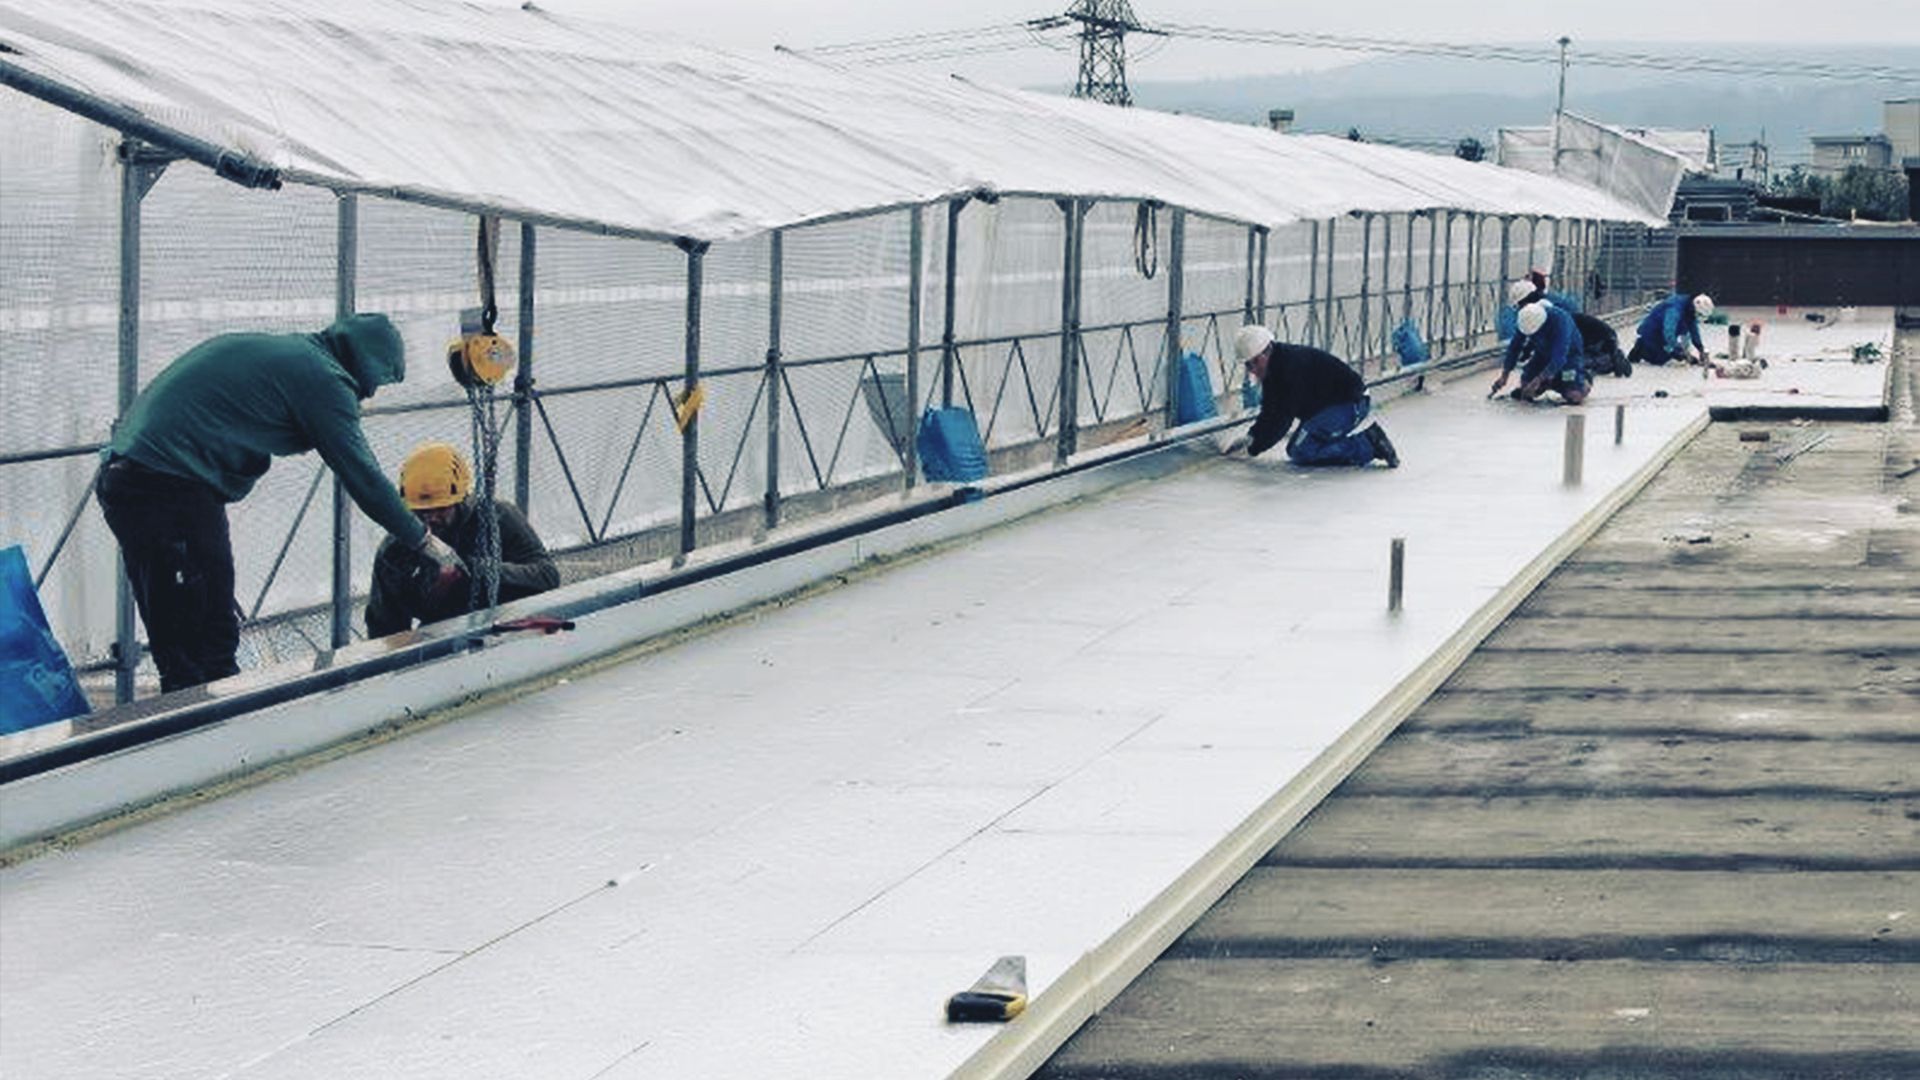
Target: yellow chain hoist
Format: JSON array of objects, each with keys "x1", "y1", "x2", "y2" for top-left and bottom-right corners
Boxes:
[{"x1": 447, "y1": 216, "x2": 518, "y2": 389}]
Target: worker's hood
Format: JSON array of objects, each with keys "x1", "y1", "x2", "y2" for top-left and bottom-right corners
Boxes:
[{"x1": 319, "y1": 314, "x2": 407, "y2": 399}]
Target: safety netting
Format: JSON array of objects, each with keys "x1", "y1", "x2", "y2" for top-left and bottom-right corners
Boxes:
[{"x1": 0, "y1": 0, "x2": 1659, "y2": 690}]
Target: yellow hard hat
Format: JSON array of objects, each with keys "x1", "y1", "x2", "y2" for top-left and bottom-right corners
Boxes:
[{"x1": 399, "y1": 442, "x2": 473, "y2": 510}]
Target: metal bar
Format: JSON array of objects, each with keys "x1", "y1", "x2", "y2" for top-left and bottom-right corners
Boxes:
[
  {"x1": 1563, "y1": 412, "x2": 1586, "y2": 486},
  {"x1": 250, "y1": 464, "x2": 328, "y2": 620},
  {"x1": 765, "y1": 230, "x2": 784, "y2": 530},
  {"x1": 942, "y1": 197, "x2": 963, "y2": 409},
  {"x1": 2, "y1": 60, "x2": 280, "y2": 190},
  {"x1": 113, "y1": 142, "x2": 155, "y2": 704},
  {"x1": 514, "y1": 223, "x2": 535, "y2": 514},
  {"x1": 597, "y1": 385, "x2": 665, "y2": 539},
  {"x1": 1550, "y1": 217, "x2": 1562, "y2": 291},
  {"x1": 1322, "y1": 216, "x2": 1337, "y2": 353},
  {"x1": 678, "y1": 241, "x2": 707, "y2": 562},
  {"x1": 1256, "y1": 227, "x2": 1270, "y2": 324},
  {"x1": 1401, "y1": 213, "x2": 1414, "y2": 336},
  {"x1": 1499, "y1": 215, "x2": 1513, "y2": 300},
  {"x1": 1162, "y1": 208, "x2": 1186, "y2": 425},
  {"x1": 1057, "y1": 198, "x2": 1083, "y2": 464},
  {"x1": 330, "y1": 195, "x2": 357, "y2": 651},
  {"x1": 33, "y1": 463, "x2": 103, "y2": 590},
  {"x1": 1306, "y1": 221, "x2": 1321, "y2": 348},
  {"x1": 1358, "y1": 213, "x2": 1373, "y2": 367},
  {"x1": 906, "y1": 207, "x2": 924, "y2": 488},
  {"x1": 1464, "y1": 213, "x2": 1481, "y2": 349},
  {"x1": 533, "y1": 394, "x2": 599, "y2": 542},
  {"x1": 1379, "y1": 212, "x2": 1393, "y2": 357},
  {"x1": 1388, "y1": 537, "x2": 1405, "y2": 614},
  {"x1": 710, "y1": 371, "x2": 767, "y2": 514},
  {"x1": 1242, "y1": 225, "x2": 1257, "y2": 324},
  {"x1": 1530, "y1": 215, "x2": 1542, "y2": 279},
  {"x1": 1439, "y1": 210, "x2": 1454, "y2": 354},
  {"x1": 0, "y1": 443, "x2": 107, "y2": 467},
  {"x1": 1425, "y1": 212, "x2": 1438, "y2": 354}
]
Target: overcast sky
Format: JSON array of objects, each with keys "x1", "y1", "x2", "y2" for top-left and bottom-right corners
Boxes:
[{"x1": 537, "y1": 0, "x2": 1920, "y2": 84}]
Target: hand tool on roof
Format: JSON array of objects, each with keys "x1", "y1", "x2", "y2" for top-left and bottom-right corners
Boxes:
[
  {"x1": 489, "y1": 615, "x2": 575, "y2": 635},
  {"x1": 945, "y1": 955, "x2": 1027, "y2": 1023}
]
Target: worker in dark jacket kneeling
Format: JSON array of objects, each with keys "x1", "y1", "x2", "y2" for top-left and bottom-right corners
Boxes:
[
  {"x1": 1230, "y1": 325, "x2": 1398, "y2": 467},
  {"x1": 98, "y1": 314, "x2": 461, "y2": 693},
  {"x1": 365, "y1": 442, "x2": 559, "y2": 637}
]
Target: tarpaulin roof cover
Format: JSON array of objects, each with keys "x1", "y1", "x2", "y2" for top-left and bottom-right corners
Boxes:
[
  {"x1": 0, "y1": 0, "x2": 1665, "y2": 243},
  {"x1": 1498, "y1": 113, "x2": 1693, "y2": 222}
]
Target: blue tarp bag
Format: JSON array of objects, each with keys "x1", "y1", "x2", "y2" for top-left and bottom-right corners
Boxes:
[
  {"x1": 1391, "y1": 319, "x2": 1430, "y2": 368},
  {"x1": 1173, "y1": 352, "x2": 1218, "y2": 425},
  {"x1": 0, "y1": 544, "x2": 89, "y2": 733},
  {"x1": 917, "y1": 407, "x2": 988, "y2": 483}
]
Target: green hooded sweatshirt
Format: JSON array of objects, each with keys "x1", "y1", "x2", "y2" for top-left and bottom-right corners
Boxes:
[{"x1": 111, "y1": 313, "x2": 428, "y2": 548}]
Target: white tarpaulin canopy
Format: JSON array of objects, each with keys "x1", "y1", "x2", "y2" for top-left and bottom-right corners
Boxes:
[
  {"x1": 0, "y1": 0, "x2": 1664, "y2": 243},
  {"x1": 1498, "y1": 113, "x2": 1696, "y2": 221}
]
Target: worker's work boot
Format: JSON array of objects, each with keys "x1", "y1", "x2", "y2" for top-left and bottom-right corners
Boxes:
[{"x1": 1364, "y1": 424, "x2": 1399, "y2": 468}]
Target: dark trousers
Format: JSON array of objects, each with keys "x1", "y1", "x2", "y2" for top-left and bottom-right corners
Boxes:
[{"x1": 96, "y1": 459, "x2": 241, "y2": 694}]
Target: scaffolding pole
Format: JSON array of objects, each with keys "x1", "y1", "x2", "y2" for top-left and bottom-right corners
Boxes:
[
  {"x1": 941, "y1": 198, "x2": 962, "y2": 408},
  {"x1": 330, "y1": 195, "x2": 357, "y2": 651},
  {"x1": 1056, "y1": 198, "x2": 1084, "y2": 464},
  {"x1": 514, "y1": 223, "x2": 536, "y2": 514},
  {"x1": 112, "y1": 141, "x2": 169, "y2": 703},
  {"x1": 677, "y1": 240, "x2": 707, "y2": 562},
  {"x1": 1162, "y1": 207, "x2": 1186, "y2": 426},
  {"x1": 764, "y1": 229, "x2": 784, "y2": 530},
  {"x1": 906, "y1": 208, "x2": 924, "y2": 487}
]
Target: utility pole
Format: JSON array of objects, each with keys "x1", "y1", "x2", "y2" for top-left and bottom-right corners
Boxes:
[
  {"x1": 1550, "y1": 35, "x2": 1570, "y2": 174},
  {"x1": 1064, "y1": 0, "x2": 1161, "y2": 106}
]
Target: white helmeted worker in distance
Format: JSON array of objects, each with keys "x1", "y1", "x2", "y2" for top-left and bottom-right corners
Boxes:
[
  {"x1": 1225, "y1": 325, "x2": 1397, "y2": 467},
  {"x1": 1628, "y1": 292, "x2": 1714, "y2": 366},
  {"x1": 1492, "y1": 301, "x2": 1590, "y2": 405}
]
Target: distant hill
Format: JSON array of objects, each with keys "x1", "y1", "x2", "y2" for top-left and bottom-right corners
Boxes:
[{"x1": 1114, "y1": 45, "x2": 1917, "y2": 166}]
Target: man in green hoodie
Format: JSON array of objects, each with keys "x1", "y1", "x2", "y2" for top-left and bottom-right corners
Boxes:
[{"x1": 97, "y1": 313, "x2": 463, "y2": 694}]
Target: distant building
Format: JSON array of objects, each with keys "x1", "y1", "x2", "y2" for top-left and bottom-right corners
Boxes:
[
  {"x1": 1885, "y1": 98, "x2": 1920, "y2": 163},
  {"x1": 1670, "y1": 176, "x2": 1759, "y2": 223},
  {"x1": 1809, "y1": 134, "x2": 1893, "y2": 177},
  {"x1": 1887, "y1": 99, "x2": 1920, "y2": 221}
]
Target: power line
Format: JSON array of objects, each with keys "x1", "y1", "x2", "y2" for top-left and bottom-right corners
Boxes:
[
  {"x1": 1159, "y1": 23, "x2": 1920, "y2": 83},
  {"x1": 793, "y1": 18, "x2": 1920, "y2": 85}
]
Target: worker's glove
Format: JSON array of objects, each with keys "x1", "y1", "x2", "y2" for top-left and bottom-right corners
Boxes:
[{"x1": 416, "y1": 532, "x2": 467, "y2": 597}]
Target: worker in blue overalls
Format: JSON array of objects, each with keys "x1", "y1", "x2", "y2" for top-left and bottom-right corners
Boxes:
[
  {"x1": 1491, "y1": 301, "x2": 1590, "y2": 405},
  {"x1": 1628, "y1": 292, "x2": 1714, "y2": 366}
]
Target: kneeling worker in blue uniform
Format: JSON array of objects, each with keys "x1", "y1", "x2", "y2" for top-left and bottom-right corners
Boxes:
[
  {"x1": 1491, "y1": 301, "x2": 1590, "y2": 405},
  {"x1": 1628, "y1": 292, "x2": 1713, "y2": 367},
  {"x1": 1230, "y1": 325, "x2": 1398, "y2": 467},
  {"x1": 364, "y1": 442, "x2": 559, "y2": 637}
]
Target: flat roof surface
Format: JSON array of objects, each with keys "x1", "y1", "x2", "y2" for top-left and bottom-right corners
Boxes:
[{"x1": 0, "y1": 310, "x2": 1896, "y2": 1080}]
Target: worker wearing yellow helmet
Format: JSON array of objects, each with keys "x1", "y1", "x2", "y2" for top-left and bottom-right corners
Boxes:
[{"x1": 364, "y1": 442, "x2": 559, "y2": 637}]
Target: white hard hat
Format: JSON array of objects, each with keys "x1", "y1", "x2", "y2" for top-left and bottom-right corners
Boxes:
[
  {"x1": 1234, "y1": 324, "x2": 1275, "y2": 363},
  {"x1": 1693, "y1": 294, "x2": 1715, "y2": 318},
  {"x1": 1516, "y1": 300, "x2": 1550, "y2": 336},
  {"x1": 1507, "y1": 279, "x2": 1537, "y2": 306}
]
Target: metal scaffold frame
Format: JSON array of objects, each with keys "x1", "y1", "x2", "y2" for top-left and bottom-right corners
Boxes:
[{"x1": 2, "y1": 77, "x2": 1667, "y2": 714}]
